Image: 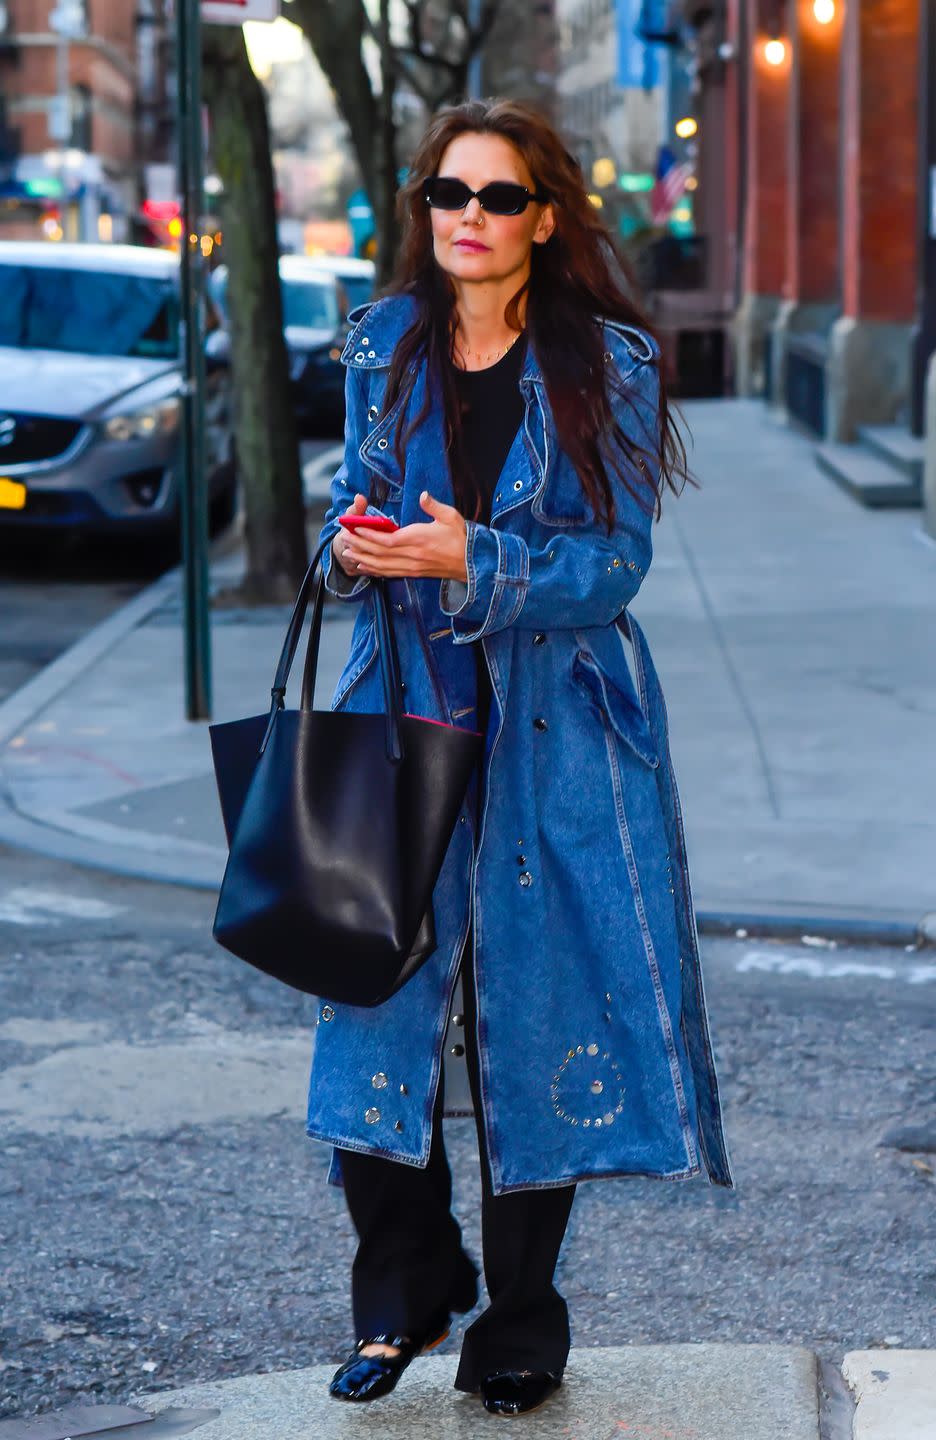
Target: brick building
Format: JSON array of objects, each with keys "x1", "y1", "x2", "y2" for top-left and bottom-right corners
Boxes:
[
  {"x1": 0, "y1": 0, "x2": 172, "y2": 242},
  {"x1": 676, "y1": 0, "x2": 932, "y2": 509}
]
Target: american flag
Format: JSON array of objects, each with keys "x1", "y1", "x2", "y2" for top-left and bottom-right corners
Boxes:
[{"x1": 650, "y1": 145, "x2": 691, "y2": 226}]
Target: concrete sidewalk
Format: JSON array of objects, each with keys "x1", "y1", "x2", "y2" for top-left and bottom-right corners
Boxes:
[
  {"x1": 132, "y1": 1344, "x2": 935, "y2": 1440},
  {"x1": 1, "y1": 400, "x2": 934, "y2": 939}
]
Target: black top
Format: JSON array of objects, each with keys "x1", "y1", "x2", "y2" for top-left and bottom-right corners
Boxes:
[
  {"x1": 447, "y1": 333, "x2": 527, "y2": 745},
  {"x1": 450, "y1": 333, "x2": 527, "y2": 527}
]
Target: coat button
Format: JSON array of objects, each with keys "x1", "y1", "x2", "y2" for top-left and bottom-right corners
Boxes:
[
  {"x1": 452, "y1": 1013, "x2": 465, "y2": 1027},
  {"x1": 451, "y1": 1044, "x2": 465, "y2": 1057},
  {"x1": 533, "y1": 717, "x2": 548, "y2": 731},
  {"x1": 518, "y1": 871, "x2": 533, "y2": 887},
  {"x1": 533, "y1": 632, "x2": 546, "y2": 645},
  {"x1": 364, "y1": 1107, "x2": 380, "y2": 1124}
]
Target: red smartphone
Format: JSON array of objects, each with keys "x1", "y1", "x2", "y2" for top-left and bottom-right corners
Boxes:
[{"x1": 338, "y1": 514, "x2": 399, "y2": 533}]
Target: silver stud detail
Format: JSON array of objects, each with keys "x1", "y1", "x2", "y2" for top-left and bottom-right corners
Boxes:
[
  {"x1": 321, "y1": 1005, "x2": 335, "y2": 1022},
  {"x1": 394, "y1": 1120, "x2": 403, "y2": 1132},
  {"x1": 361, "y1": 336, "x2": 369, "y2": 345},
  {"x1": 603, "y1": 1112, "x2": 615, "y2": 1125},
  {"x1": 368, "y1": 404, "x2": 379, "y2": 421},
  {"x1": 587, "y1": 1043, "x2": 599, "y2": 1056},
  {"x1": 518, "y1": 871, "x2": 533, "y2": 888},
  {"x1": 365, "y1": 1107, "x2": 380, "y2": 1124},
  {"x1": 368, "y1": 350, "x2": 376, "y2": 358},
  {"x1": 372, "y1": 1072, "x2": 388, "y2": 1090},
  {"x1": 591, "y1": 1080, "x2": 604, "y2": 1094},
  {"x1": 613, "y1": 558, "x2": 621, "y2": 567},
  {"x1": 377, "y1": 438, "x2": 389, "y2": 449}
]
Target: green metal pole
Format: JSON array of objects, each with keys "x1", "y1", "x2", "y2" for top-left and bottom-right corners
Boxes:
[{"x1": 175, "y1": 0, "x2": 212, "y2": 720}]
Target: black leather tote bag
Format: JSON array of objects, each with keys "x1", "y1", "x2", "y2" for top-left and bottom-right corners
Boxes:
[{"x1": 209, "y1": 534, "x2": 482, "y2": 1006}]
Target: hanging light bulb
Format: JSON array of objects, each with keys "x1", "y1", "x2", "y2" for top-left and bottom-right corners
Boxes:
[
  {"x1": 764, "y1": 38, "x2": 787, "y2": 64},
  {"x1": 813, "y1": 0, "x2": 835, "y2": 21}
]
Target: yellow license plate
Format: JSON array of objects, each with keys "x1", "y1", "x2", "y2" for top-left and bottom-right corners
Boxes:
[{"x1": 0, "y1": 479, "x2": 26, "y2": 510}]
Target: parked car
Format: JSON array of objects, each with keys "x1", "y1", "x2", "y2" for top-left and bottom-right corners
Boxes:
[
  {"x1": 0, "y1": 241, "x2": 235, "y2": 539},
  {"x1": 307, "y1": 254, "x2": 376, "y2": 312},
  {"x1": 209, "y1": 256, "x2": 353, "y2": 434}
]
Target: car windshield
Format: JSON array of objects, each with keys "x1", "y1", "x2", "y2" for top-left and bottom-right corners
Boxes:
[
  {"x1": 335, "y1": 274, "x2": 373, "y2": 310},
  {"x1": 0, "y1": 265, "x2": 178, "y2": 358},
  {"x1": 281, "y1": 278, "x2": 339, "y2": 331}
]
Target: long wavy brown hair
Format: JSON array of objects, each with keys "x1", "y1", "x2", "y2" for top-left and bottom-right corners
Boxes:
[{"x1": 378, "y1": 98, "x2": 693, "y2": 531}]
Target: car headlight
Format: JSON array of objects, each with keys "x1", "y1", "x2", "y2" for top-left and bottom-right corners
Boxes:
[{"x1": 104, "y1": 397, "x2": 180, "y2": 443}]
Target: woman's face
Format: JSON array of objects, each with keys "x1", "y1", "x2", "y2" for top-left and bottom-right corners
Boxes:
[{"x1": 429, "y1": 131, "x2": 554, "y2": 288}]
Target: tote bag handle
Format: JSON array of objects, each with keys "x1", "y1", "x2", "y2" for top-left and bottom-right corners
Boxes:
[{"x1": 260, "y1": 532, "x2": 404, "y2": 763}]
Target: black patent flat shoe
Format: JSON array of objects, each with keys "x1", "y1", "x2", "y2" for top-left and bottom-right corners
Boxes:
[
  {"x1": 480, "y1": 1369, "x2": 562, "y2": 1417},
  {"x1": 328, "y1": 1323, "x2": 449, "y2": 1403}
]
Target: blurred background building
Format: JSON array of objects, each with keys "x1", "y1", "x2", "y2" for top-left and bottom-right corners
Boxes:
[
  {"x1": 675, "y1": 0, "x2": 933, "y2": 509},
  {"x1": 0, "y1": 0, "x2": 174, "y2": 244}
]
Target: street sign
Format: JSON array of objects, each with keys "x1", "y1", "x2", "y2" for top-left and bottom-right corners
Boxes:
[{"x1": 202, "y1": 0, "x2": 278, "y2": 23}]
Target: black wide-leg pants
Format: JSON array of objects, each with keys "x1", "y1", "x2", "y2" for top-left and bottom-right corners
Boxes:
[{"x1": 337, "y1": 926, "x2": 577, "y2": 1393}]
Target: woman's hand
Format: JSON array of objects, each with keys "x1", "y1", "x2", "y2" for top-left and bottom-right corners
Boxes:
[
  {"x1": 342, "y1": 491, "x2": 469, "y2": 582},
  {"x1": 332, "y1": 493, "x2": 369, "y2": 577}
]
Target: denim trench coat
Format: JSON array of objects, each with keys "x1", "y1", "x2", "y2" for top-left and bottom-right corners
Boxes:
[{"x1": 305, "y1": 294, "x2": 734, "y2": 1195}]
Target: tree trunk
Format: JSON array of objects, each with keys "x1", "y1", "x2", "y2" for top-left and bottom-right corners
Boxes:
[
  {"x1": 375, "y1": 0, "x2": 400, "y2": 286},
  {"x1": 291, "y1": 0, "x2": 399, "y2": 280},
  {"x1": 202, "y1": 24, "x2": 307, "y2": 603}
]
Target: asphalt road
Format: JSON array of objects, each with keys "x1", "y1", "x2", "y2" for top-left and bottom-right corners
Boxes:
[{"x1": 0, "y1": 846, "x2": 933, "y2": 1421}]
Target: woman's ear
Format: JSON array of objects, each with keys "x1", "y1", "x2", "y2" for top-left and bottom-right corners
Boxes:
[{"x1": 533, "y1": 203, "x2": 556, "y2": 246}]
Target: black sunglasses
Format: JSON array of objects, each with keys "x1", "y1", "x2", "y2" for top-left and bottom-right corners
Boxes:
[{"x1": 424, "y1": 177, "x2": 549, "y2": 216}]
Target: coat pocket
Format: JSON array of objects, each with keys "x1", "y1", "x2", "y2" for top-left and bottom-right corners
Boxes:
[{"x1": 572, "y1": 649, "x2": 660, "y2": 769}]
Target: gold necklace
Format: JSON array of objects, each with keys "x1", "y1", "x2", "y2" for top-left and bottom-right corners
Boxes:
[{"x1": 455, "y1": 328, "x2": 523, "y2": 369}]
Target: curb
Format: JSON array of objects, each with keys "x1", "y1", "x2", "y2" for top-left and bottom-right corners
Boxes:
[
  {"x1": 694, "y1": 908, "x2": 931, "y2": 949},
  {"x1": 1, "y1": 791, "x2": 931, "y2": 948}
]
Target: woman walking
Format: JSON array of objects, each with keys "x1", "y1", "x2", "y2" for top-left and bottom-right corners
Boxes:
[{"x1": 306, "y1": 98, "x2": 734, "y2": 1418}]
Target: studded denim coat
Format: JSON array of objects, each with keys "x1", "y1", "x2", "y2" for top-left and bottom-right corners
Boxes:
[{"x1": 304, "y1": 294, "x2": 734, "y2": 1195}]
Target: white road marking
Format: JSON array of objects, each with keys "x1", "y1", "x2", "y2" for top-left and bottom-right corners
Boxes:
[
  {"x1": 736, "y1": 948, "x2": 936, "y2": 985},
  {"x1": 0, "y1": 887, "x2": 125, "y2": 926}
]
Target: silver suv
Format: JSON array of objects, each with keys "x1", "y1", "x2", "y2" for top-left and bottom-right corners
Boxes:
[{"x1": 0, "y1": 241, "x2": 235, "y2": 538}]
